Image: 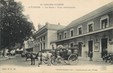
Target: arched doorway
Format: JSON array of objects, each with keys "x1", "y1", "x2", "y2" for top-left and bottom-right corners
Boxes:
[
  {"x1": 101, "y1": 38, "x2": 108, "y2": 57},
  {"x1": 78, "y1": 42, "x2": 82, "y2": 56}
]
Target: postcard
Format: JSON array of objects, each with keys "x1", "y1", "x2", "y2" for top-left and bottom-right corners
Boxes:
[{"x1": 0, "y1": 0, "x2": 113, "y2": 73}]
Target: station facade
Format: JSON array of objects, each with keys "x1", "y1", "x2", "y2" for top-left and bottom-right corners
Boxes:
[
  {"x1": 31, "y1": 2, "x2": 113, "y2": 61},
  {"x1": 51, "y1": 2, "x2": 113, "y2": 61}
]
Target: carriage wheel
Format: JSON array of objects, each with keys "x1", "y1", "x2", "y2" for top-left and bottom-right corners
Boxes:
[
  {"x1": 68, "y1": 54, "x2": 79, "y2": 65},
  {"x1": 56, "y1": 57, "x2": 64, "y2": 64},
  {"x1": 42, "y1": 56, "x2": 48, "y2": 64},
  {"x1": 51, "y1": 56, "x2": 64, "y2": 65},
  {"x1": 51, "y1": 56, "x2": 57, "y2": 65}
]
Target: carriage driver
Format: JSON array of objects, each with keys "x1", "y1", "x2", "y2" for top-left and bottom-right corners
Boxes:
[
  {"x1": 31, "y1": 52, "x2": 36, "y2": 65},
  {"x1": 67, "y1": 49, "x2": 72, "y2": 55},
  {"x1": 37, "y1": 51, "x2": 42, "y2": 67},
  {"x1": 46, "y1": 51, "x2": 52, "y2": 66}
]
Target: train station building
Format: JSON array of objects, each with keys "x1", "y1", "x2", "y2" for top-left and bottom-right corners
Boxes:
[
  {"x1": 33, "y1": 23, "x2": 64, "y2": 53},
  {"x1": 31, "y1": 2, "x2": 113, "y2": 61},
  {"x1": 51, "y1": 2, "x2": 113, "y2": 61}
]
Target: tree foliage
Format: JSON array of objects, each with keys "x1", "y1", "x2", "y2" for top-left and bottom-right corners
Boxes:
[{"x1": 0, "y1": 0, "x2": 35, "y2": 49}]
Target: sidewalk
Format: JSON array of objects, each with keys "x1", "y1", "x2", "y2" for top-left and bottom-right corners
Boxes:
[{"x1": 77, "y1": 57, "x2": 112, "y2": 65}]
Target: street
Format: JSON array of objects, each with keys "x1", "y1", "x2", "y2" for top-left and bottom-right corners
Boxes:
[
  {"x1": 0, "y1": 55, "x2": 113, "y2": 73},
  {"x1": 0, "y1": 55, "x2": 112, "y2": 67}
]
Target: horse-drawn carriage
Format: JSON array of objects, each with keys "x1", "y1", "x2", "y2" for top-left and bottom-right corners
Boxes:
[
  {"x1": 24, "y1": 49, "x2": 51, "y2": 62},
  {"x1": 51, "y1": 47, "x2": 79, "y2": 65},
  {"x1": 24, "y1": 47, "x2": 79, "y2": 65}
]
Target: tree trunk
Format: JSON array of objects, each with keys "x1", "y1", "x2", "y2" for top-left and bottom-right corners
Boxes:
[{"x1": 2, "y1": 48, "x2": 6, "y2": 57}]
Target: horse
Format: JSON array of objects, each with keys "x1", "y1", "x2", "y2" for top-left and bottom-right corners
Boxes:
[
  {"x1": 25, "y1": 52, "x2": 31, "y2": 61},
  {"x1": 25, "y1": 52, "x2": 38, "y2": 61},
  {"x1": 40, "y1": 51, "x2": 52, "y2": 65}
]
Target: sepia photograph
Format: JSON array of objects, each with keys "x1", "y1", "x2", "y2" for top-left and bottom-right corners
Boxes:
[{"x1": 0, "y1": 0, "x2": 113, "y2": 73}]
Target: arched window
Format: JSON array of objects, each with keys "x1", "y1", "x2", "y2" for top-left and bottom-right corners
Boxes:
[
  {"x1": 77, "y1": 25, "x2": 83, "y2": 35},
  {"x1": 64, "y1": 31, "x2": 67, "y2": 38},
  {"x1": 70, "y1": 28, "x2": 74, "y2": 37},
  {"x1": 87, "y1": 21, "x2": 94, "y2": 32},
  {"x1": 100, "y1": 15, "x2": 109, "y2": 29}
]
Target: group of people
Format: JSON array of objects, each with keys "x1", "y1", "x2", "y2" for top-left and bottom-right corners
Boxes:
[
  {"x1": 51, "y1": 48, "x2": 78, "y2": 60},
  {"x1": 28, "y1": 48, "x2": 110, "y2": 66},
  {"x1": 29, "y1": 48, "x2": 79, "y2": 66},
  {"x1": 30, "y1": 51, "x2": 52, "y2": 66}
]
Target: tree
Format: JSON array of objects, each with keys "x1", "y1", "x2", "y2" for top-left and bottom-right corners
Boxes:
[{"x1": 0, "y1": 0, "x2": 35, "y2": 52}]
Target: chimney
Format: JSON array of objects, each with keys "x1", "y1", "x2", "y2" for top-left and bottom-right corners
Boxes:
[
  {"x1": 45, "y1": 22, "x2": 49, "y2": 25},
  {"x1": 38, "y1": 23, "x2": 42, "y2": 30},
  {"x1": 38, "y1": 23, "x2": 44, "y2": 30},
  {"x1": 58, "y1": 22, "x2": 60, "y2": 25}
]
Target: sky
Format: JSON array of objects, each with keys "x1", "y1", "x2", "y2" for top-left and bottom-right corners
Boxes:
[{"x1": 15, "y1": 0, "x2": 113, "y2": 30}]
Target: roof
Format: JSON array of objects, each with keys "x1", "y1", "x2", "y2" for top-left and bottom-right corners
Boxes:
[
  {"x1": 58, "y1": 2, "x2": 113, "y2": 32},
  {"x1": 47, "y1": 23, "x2": 65, "y2": 30},
  {"x1": 35, "y1": 23, "x2": 65, "y2": 34}
]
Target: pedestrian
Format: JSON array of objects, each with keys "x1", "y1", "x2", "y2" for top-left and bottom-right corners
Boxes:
[
  {"x1": 46, "y1": 51, "x2": 52, "y2": 66},
  {"x1": 104, "y1": 49, "x2": 108, "y2": 56},
  {"x1": 31, "y1": 52, "x2": 36, "y2": 65},
  {"x1": 102, "y1": 49, "x2": 108, "y2": 61},
  {"x1": 74, "y1": 49, "x2": 78, "y2": 57},
  {"x1": 37, "y1": 51, "x2": 42, "y2": 67},
  {"x1": 67, "y1": 49, "x2": 71, "y2": 55},
  {"x1": 89, "y1": 51, "x2": 93, "y2": 61}
]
